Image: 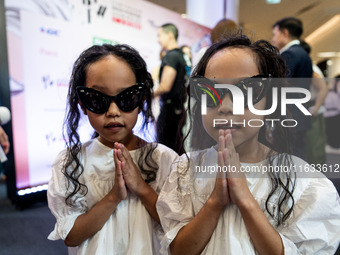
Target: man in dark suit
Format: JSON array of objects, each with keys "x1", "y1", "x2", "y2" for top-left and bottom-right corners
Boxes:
[{"x1": 272, "y1": 17, "x2": 313, "y2": 160}]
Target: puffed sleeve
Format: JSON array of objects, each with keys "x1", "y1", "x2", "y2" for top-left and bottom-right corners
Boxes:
[
  {"x1": 152, "y1": 144, "x2": 179, "y2": 194},
  {"x1": 278, "y1": 176, "x2": 340, "y2": 254},
  {"x1": 156, "y1": 154, "x2": 195, "y2": 255},
  {"x1": 47, "y1": 150, "x2": 87, "y2": 241}
]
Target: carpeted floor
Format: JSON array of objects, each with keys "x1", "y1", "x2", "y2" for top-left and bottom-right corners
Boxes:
[{"x1": 0, "y1": 183, "x2": 67, "y2": 255}]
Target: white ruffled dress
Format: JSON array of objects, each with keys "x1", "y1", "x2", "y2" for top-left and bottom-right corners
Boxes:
[
  {"x1": 48, "y1": 139, "x2": 178, "y2": 255},
  {"x1": 157, "y1": 146, "x2": 340, "y2": 254}
]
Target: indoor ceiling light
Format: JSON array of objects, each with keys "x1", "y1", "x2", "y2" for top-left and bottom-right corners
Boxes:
[
  {"x1": 305, "y1": 15, "x2": 340, "y2": 43},
  {"x1": 266, "y1": 0, "x2": 281, "y2": 4},
  {"x1": 317, "y1": 52, "x2": 340, "y2": 58}
]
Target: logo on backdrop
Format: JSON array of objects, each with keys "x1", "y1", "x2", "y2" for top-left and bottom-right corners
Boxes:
[{"x1": 40, "y1": 27, "x2": 60, "y2": 36}]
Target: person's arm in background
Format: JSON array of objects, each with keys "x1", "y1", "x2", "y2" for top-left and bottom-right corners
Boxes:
[
  {"x1": 153, "y1": 65, "x2": 176, "y2": 98},
  {"x1": 0, "y1": 126, "x2": 10, "y2": 154},
  {"x1": 311, "y1": 71, "x2": 329, "y2": 116}
]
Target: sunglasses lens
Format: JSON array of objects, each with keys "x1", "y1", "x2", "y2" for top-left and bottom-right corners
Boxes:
[
  {"x1": 191, "y1": 75, "x2": 268, "y2": 109},
  {"x1": 116, "y1": 86, "x2": 144, "y2": 112},
  {"x1": 77, "y1": 88, "x2": 109, "y2": 114},
  {"x1": 251, "y1": 80, "x2": 266, "y2": 104},
  {"x1": 238, "y1": 78, "x2": 266, "y2": 106},
  {"x1": 191, "y1": 77, "x2": 219, "y2": 107}
]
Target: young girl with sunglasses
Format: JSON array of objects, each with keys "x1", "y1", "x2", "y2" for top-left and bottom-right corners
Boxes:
[
  {"x1": 47, "y1": 44, "x2": 178, "y2": 254},
  {"x1": 156, "y1": 35, "x2": 340, "y2": 254}
]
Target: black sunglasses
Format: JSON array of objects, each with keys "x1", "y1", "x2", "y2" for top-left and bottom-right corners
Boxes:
[
  {"x1": 190, "y1": 75, "x2": 270, "y2": 108},
  {"x1": 76, "y1": 84, "x2": 145, "y2": 114}
]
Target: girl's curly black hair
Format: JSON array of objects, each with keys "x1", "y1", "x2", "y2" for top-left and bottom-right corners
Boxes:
[
  {"x1": 189, "y1": 34, "x2": 295, "y2": 226},
  {"x1": 63, "y1": 44, "x2": 158, "y2": 206}
]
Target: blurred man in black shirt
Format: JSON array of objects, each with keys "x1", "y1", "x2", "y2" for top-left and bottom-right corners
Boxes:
[{"x1": 154, "y1": 23, "x2": 188, "y2": 154}]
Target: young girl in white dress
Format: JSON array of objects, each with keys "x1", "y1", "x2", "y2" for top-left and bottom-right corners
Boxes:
[
  {"x1": 47, "y1": 44, "x2": 178, "y2": 254},
  {"x1": 156, "y1": 35, "x2": 340, "y2": 254}
]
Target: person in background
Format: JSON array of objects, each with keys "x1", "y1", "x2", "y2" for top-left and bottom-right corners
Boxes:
[
  {"x1": 299, "y1": 40, "x2": 329, "y2": 166},
  {"x1": 0, "y1": 126, "x2": 10, "y2": 181},
  {"x1": 324, "y1": 75, "x2": 340, "y2": 151},
  {"x1": 154, "y1": 23, "x2": 188, "y2": 155},
  {"x1": 0, "y1": 126, "x2": 10, "y2": 154},
  {"x1": 180, "y1": 45, "x2": 192, "y2": 61},
  {"x1": 0, "y1": 105, "x2": 11, "y2": 181},
  {"x1": 151, "y1": 49, "x2": 167, "y2": 121},
  {"x1": 192, "y1": 18, "x2": 238, "y2": 68},
  {"x1": 180, "y1": 45, "x2": 192, "y2": 77},
  {"x1": 272, "y1": 17, "x2": 313, "y2": 161},
  {"x1": 151, "y1": 49, "x2": 167, "y2": 86}
]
